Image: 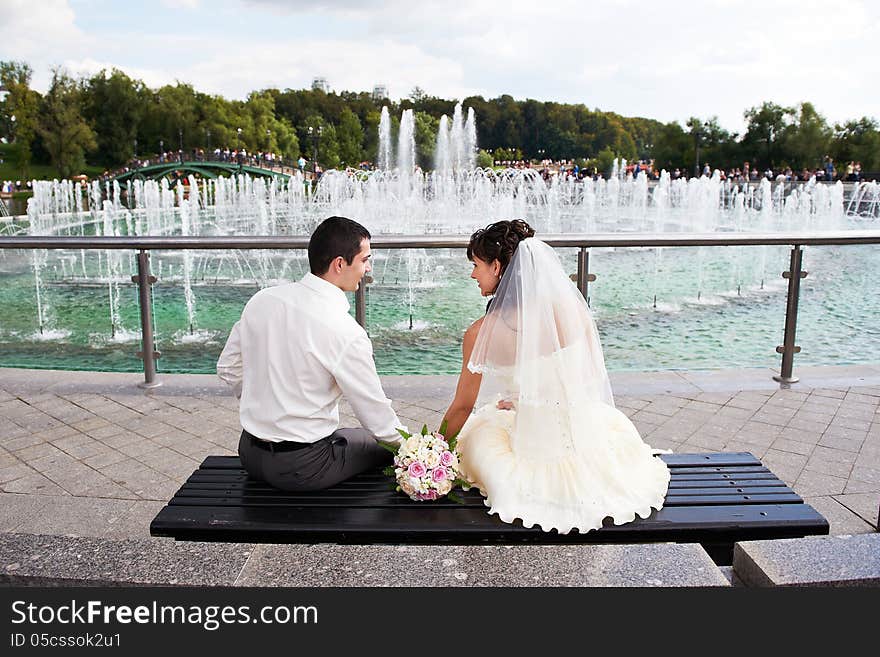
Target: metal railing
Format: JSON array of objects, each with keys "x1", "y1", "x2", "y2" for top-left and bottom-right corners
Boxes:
[{"x1": 2, "y1": 231, "x2": 879, "y2": 388}]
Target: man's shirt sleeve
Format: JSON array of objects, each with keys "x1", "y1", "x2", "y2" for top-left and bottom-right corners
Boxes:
[
  {"x1": 331, "y1": 332, "x2": 406, "y2": 443},
  {"x1": 217, "y1": 320, "x2": 244, "y2": 398}
]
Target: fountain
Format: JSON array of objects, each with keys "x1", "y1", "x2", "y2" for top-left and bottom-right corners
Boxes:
[{"x1": 1, "y1": 103, "x2": 878, "y2": 376}]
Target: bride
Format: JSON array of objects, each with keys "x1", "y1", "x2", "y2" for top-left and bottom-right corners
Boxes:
[{"x1": 440, "y1": 220, "x2": 670, "y2": 534}]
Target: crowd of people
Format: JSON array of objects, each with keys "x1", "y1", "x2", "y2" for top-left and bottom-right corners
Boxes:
[
  {"x1": 536, "y1": 156, "x2": 872, "y2": 184},
  {"x1": 3, "y1": 153, "x2": 872, "y2": 195}
]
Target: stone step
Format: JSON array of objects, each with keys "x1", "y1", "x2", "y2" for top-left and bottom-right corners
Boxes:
[
  {"x1": 733, "y1": 533, "x2": 880, "y2": 586},
  {"x1": 0, "y1": 532, "x2": 729, "y2": 587}
]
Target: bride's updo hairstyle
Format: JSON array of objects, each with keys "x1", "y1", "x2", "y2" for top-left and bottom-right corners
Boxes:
[{"x1": 467, "y1": 219, "x2": 536, "y2": 276}]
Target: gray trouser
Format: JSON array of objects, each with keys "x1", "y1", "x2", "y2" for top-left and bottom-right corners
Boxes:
[{"x1": 238, "y1": 428, "x2": 392, "y2": 492}]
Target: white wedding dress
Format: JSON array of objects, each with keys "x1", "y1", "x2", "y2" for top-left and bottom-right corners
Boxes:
[{"x1": 457, "y1": 239, "x2": 670, "y2": 534}]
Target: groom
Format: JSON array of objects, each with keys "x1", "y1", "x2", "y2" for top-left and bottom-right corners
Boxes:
[{"x1": 217, "y1": 216, "x2": 405, "y2": 491}]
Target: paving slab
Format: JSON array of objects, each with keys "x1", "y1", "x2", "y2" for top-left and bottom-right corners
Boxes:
[
  {"x1": 801, "y1": 496, "x2": 875, "y2": 536},
  {"x1": 833, "y1": 492, "x2": 880, "y2": 529},
  {"x1": 234, "y1": 543, "x2": 730, "y2": 587},
  {"x1": 13, "y1": 496, "x2": 140, "y2": 538},
  {"x1": 733, "y1": 533, "x2": 880, "y2": 587},
  {"x1": 0, "y1": 493, "x2": 54, "y2": 533}
]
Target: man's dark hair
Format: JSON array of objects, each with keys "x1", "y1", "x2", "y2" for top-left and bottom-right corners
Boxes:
[{"x1": 308, "y1": 216, "x2": 371, "y2": 275}]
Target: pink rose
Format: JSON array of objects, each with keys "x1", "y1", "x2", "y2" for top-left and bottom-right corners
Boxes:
[
  {"x1": 431, "y1": 466, "x2": 448, "y2": 483},
  {"x1": 433, "y1": 432, "x2": 447, "y2": 442},
  {"x1": 440, "y1": 451, "x2": 454, "y2": 467},
  {"x1": 418, "y1": 490, "x2": 438, "y2": 501},
  {"x1": 408, "y1": 462, "x2": 426, "y2": 479}
]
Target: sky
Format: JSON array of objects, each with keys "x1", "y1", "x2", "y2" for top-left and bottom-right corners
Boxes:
[{"x1": 3, "y1": 0, "x2": 879, "y2": 135}]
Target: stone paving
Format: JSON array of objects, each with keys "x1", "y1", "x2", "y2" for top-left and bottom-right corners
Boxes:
[{"x1": 0, "y1": 364, "x2": 878, "y2": 585}]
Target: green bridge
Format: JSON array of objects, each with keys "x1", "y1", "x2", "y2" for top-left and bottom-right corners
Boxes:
[{"x1": 113, "y1": 160, "x2": 296, "y2": 183}]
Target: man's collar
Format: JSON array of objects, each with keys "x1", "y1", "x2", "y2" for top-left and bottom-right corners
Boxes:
[{"x1": 300, "y1": 273, "x2": 350, "y2": 312}]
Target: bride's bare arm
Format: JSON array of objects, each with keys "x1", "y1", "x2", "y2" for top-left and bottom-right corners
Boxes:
[{"x1": 441, "y1": 319, "x2": 483, "y2": 439}]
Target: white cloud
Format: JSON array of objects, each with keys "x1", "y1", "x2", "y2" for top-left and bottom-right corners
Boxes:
[
  {"x1": 160, "y1": 0, "x2": 201, "y2": 8},
  {"x1": 1, "y1": 0, "x2": 86, "y2": 60},
  {"x1": 2, "y1": 0, "x2": 878, "y2": 135}
]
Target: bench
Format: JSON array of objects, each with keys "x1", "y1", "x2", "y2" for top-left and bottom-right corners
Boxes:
[{"x1": 150, "y1": 452, "x2": 829, "y2": 565}]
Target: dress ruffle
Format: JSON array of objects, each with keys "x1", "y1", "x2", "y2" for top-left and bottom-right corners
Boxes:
[{"x1": 456, "y1": 402, "x2": 671, "y2": 534}]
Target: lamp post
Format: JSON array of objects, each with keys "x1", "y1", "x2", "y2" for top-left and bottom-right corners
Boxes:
[
  {"x1": 134, "y1": 137, "x2": 138, "y2": 159},
  {"x1": 178, "y1": 128, "x2": 183, "y2": 162},
  {"x1": 693, "y1": 121, "x2": 703, "y2": 178},
  {"x1": 159, "y1": 139, "x2": 164, "y2": 163},
  {"x1": 236, "y1": 128, "x2": 243, "y2": 169},
  {"x1": 308, "y1": 125, "x2": 323, "y2": 179},
  {"x1": 0, "y1": 86, "x2": 8, "y2": 144},
  {"x1": 0, "y1": 86, "x2": 8, "y2": 143},
  {"x1": 206, "y1": 128, "x2": 211, "y2": 156}
]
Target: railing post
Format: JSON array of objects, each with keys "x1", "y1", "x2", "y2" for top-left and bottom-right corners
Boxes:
[
  {"x1": 773, "y1": 245, "x2": 807, "y2": 385},
  {"x1": 355, "y1": 275, "x2": 371, "y2": 327},
  {"x1": 574, "y1": 246, "x2": 597, "y2": 306},
  {"x1": 133, "y1": 250, "x2": 162, "y2": 388}
]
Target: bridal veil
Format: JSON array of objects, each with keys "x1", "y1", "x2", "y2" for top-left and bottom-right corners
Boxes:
[{"x1": 458, "y1": 237, "x2": 670, "y2": 533}]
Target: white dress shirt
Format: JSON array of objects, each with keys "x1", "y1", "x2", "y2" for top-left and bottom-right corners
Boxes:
[{"x1": 217, "y1": 273, "x2": 404, "y2": 444}]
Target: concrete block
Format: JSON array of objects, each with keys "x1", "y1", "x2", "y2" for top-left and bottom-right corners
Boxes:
[
  {"x1": 235, "y1": 542, "x2": 730, "y2": 587},
  {"x1": 733, "y1": 533, "x2": 880, "y2": 587}
]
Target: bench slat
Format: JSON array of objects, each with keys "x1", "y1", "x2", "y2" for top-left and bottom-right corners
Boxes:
[
  {"x1": 150, "y1": 502, "x2": 827, "y2": 542},
  {"x1": 167, "y1": 490, "x2": 803, "y2": 508},
  {"x1": 198, "y1": 451, "x2": 763, "y2": 471},
  {"x1": 173, "y1": 482, "x2": 794, "y2": 501}
]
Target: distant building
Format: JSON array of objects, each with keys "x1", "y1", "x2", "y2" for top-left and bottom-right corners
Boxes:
[
  {"x1": 372, "y1": 84, "x2": 388, "y2": 101},
  {"x1": 312, "y1": 77, "x2": 329, "y2": 93}
]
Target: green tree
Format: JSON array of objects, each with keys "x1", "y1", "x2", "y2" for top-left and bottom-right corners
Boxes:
[
  {"x1": 742, "y1": 101, "x2": 793, "y2": 170},
  {"x1": 83, "y1": 68, "x2": 144, "y2": 166},
  {"x1": 782, "y1": 102, "x2": 831, "y2": 170},
  {"x1": 0, "y1": 61, "x2": 41, "y2": 177},
  {"x1": 413, "y1": 111, "x2": 439, "y2": 168},
  {"x1": 593, "y1": 146, "x2": 617, "y2": 176},
  {"x1": 475, "y1": 149, "x2": 494, "y2": 168},
  {"x1": 301, "y1": 115, "x2": 339, "y2": 170},
  {"x1": 36, "y1": 69, "x2": 96, "y2": 178},
  {"x1": 149, "y1": 83, "x2": 199, "y2": 157},
  {"x1": 336, "y1": 108, "x2": 364, "y2": 166},
  {"x1": 831, "y1": 117, "x2": 880, "y2": 172},
  {"x1": 651, "y1": 121, "x2": 690, "y2": 172},
  {"x1": 687, "y1": 116, "x2": 738, "y2": 175}
]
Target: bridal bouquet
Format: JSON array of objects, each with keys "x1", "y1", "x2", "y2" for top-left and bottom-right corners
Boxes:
[{"x1": 381, "y1": 422, "x2": 467, "y2": 502}]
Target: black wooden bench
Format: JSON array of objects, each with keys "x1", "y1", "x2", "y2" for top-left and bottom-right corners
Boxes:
[{"x1": 150, "y1": 452, "x2": 829, "y2": 565}]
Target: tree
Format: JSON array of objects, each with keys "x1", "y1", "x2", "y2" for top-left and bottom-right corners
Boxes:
[
  {"x1": 0, "y1": 61, "x2": 41, "y2": 177},
  {"x1": 782, "y1": 102, "x2": 831, "y2": 171},
  {"x1": 336, "y1": 108, "x2": 364, "y2": 166},
  {"x1": 475, "y1": 149, "x2": 493, "y2": 168},
  {"x1": 593, "y1": 146, "x2": 617, "y2": 176},
  {"x1": 413, "y1": 111, "x2": 439, "y2": 168},
  {"x1": 831, "y1": 117, "x2": 880, "y2": 171},
  {"x1": 651, "y1": 121, "x2": 690, "y2": 173},
  {"x1": 36, "y1": 69, "x2": 96, "y2": 178},
  {"x1": 742, "y1": 102, "x2": 793, "y2": 170},
  {"x1": 83, "y1": 68, "x2": 144, "y2": 166},
  {"x1": 687, "y1": 116, "x2": 737, "y2": 175},
  {"x1": 301, "y1": 115, "x2": 339, "y2": 170}
]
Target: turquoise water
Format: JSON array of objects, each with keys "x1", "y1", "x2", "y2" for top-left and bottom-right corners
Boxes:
[{"x1": 0, "y1": 244, "x2": 877, "y2": 375}]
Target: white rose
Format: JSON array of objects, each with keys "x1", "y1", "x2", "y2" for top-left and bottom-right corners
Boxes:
[
  {"x1": 437, "y1": 480, "x2": 452, "y2": 496},
  {"x1": 405, "y1": 436, "x2": 421, "y2": 453},
  {"x1": 399, "y1": 479, "x2": 416, "y2": 496},
  {"x1": 422, "y1": 451, "x2": 440, "y2": 468}
]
